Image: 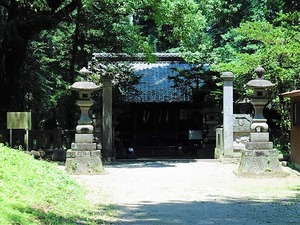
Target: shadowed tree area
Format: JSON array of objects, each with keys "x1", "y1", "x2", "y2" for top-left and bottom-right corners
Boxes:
[
  {"x1": 0, "y1": 0, "x2": 80, "y2": 119},
  {"x1": 0, "y1": 0, "x2": 299, "y2": 151}
]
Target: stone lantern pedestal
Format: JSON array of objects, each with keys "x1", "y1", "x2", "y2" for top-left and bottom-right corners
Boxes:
[
  {"x1": 236, "y1": 66, "x2": 288, "y2": 177},
  {"x1": 65, "y1": 67, "x2": 103, "y2": 174}
]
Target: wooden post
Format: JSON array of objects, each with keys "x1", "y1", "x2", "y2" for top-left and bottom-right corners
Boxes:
[{"x1": 102, "y1": 77, "x2": 115, "y2": 161}]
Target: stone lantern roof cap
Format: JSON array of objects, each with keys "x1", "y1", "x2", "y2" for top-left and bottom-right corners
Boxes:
[
  {"x1": 246, "y1": 66, "x2": 275, "y2": 89},
  {"x1": 79, "y1": 67, "x2": 92, "y2": 76},
  {"x1": 70, "y1": 81, "x2": 100, "y2": 91}
]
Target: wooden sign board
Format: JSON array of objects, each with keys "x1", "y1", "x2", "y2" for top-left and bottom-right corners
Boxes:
[{"x1": 7, "y1": 112, "x2": 32, "y2": 130}]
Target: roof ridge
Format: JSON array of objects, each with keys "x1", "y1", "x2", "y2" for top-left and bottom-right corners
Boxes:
[{"x1": 92, "y1": 53, "x2": 185, "y2": 62}]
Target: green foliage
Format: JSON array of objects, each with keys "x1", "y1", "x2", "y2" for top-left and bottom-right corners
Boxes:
[
  {"x1": 149, "y1": 0, "x2": 206, "y2": 47},
  {"x1": 0, "y1": 0, "x2": 82, "y2": 127},
  {"x1": 213, "y1": 18, "x2": 300, "y2": 97},
  {"x1": 19, "y1": 26, "x2": 76, "y2": 129},
  {"x1": 169, "y1": 64, "x2": 222, "y2": 106},
  {"x1": 212, "y1": 13, "x2": 300, "y2": 150},
  {"x1": 2, "y1": 0, "x2": 272, "y2": 127},
  {"x1": 0, "y1": 144, "x2": 108, "y2": 225},
  {"x1": 180, "y1": 0, "x2": 300, "y2": 63},
  {"x1": 88, "y1": 61, "x2": 141, "y2": 108},
  {"x1": 1, "y1": 0, "x2": 300, "y2": 140},
  {"x1": 15, "y1": 0, "x2": 50, "y2": 11}
]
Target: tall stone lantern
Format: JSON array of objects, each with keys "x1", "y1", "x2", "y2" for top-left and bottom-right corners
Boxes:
[
  {"x1": 236, "y1": 66, "x2": 287, "y2": 177},
  {"x1": 246, "y1": 66, "x2": 274, "y2": 133},
  {"x1": 65, "y1": 67, "x2": 103, "y2": 174}
]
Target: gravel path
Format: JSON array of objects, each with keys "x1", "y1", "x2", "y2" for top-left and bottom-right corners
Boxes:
[{"x1": 72, "y1": 159, "x2": 300, "y2": 225}]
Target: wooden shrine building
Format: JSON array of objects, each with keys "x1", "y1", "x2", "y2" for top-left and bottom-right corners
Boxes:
[{"x1": 92, "y1": 53, "x2": 222, "y2": 159}]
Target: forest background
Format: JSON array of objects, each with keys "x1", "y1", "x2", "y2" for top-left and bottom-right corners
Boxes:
[{"x1": 0, "y1": 0, "x2": 299, "y2": 152}]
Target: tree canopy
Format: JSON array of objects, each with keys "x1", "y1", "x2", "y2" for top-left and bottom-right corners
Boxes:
[
  {"x1": 212, "y1": 12, "x2": 300, "y2": 151},
  {"x1": 0, "y1": 0, "x2": 299, "y2": 140},
  {"x1": 0, "y1": 0, "x2": 83, "y2": 126}
]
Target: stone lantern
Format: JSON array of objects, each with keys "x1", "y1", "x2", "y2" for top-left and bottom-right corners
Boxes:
[
  {"x1": 246, "y1": 66, "x2": 274, "y2": 133},
  {"x1": 65, "y1": 67, "x2": 103, "y2": 174},
  {"x1": 236, "y1": 66, "x2": 287, "y2": 177},
  {"x1": 71, "y1": 67, "x2": 99, "y2": 140}
]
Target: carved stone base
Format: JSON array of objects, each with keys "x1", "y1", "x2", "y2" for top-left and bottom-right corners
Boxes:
[
  {"x1": 65, "y1": 149, "x2": 103, "y2": 174},
  {"x1": 71, "y1": 142, "x2": 96, "y2": 151},
  {"x1": 75, "y1": 134, "x2": 94, "y2": 143},
  {"x1": 236, "y1": 148, "x2": 289, "y2": 177},
  {"x1": 250, "y1": 132, "x2": 269, "y2": 142}
]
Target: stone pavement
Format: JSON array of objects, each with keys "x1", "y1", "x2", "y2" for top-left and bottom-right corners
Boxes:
[{"x1": 72, "y1": 159, "x2": 300, "y2": 225}]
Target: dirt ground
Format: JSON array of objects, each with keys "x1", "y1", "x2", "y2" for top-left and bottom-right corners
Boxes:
[{"x1": 72, "y1": 159, "x2": 300, "y2": 225}]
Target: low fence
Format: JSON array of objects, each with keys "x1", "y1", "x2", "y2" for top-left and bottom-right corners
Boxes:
[{"x1": 0, "y1": 129, "x2": 76, "y2": 151}]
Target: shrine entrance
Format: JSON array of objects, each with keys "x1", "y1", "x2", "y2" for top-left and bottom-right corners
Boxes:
[{"x1": 93, "y1": 53, "x2": 221, "y2": 159}]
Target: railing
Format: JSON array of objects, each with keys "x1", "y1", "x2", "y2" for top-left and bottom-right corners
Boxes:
[{"x1": 0, "y1": 129, "x2": 76, "y2": 151}]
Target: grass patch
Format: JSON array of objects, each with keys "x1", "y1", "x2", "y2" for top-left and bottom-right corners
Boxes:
[{"x1": 0, "y1": 144, "x2": 114, "y2": 224}]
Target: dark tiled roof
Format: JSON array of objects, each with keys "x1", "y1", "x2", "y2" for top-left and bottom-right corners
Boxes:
[
  {"x1": 125, "y1": 62, "x2": 191, "y2": 103},
  {"x1": 92, "y1": 53, "x2": 191, "y2": 103}
]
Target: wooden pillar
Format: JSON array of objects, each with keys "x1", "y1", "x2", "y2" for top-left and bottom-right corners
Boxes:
[{"x1": 102, "y1": 77, "x2": 115, "y2": 161}]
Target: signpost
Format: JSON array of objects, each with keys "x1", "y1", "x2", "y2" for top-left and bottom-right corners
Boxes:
[{"x1": 7, "y1": 112, "x2": 32, "y2": 151}]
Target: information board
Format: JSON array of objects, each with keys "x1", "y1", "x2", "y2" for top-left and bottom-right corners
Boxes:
[{"x1": 7, "y1": 112, "x2": 32, "y2": 130}]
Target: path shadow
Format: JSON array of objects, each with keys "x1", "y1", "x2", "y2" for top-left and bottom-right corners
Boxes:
[
  {"x1": 105, "y1": 159, "x2": 199, "y2": 169},
  {"x1": 114, "y1": 196, "x2": 300, "y2": 225}
]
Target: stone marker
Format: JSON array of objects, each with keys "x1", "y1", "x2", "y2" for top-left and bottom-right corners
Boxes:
[{"x1": 220, "y1": 72, "x2": 234, "y2": 161}]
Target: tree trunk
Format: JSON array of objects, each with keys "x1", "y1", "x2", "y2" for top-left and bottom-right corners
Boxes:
[
  {"x1": 0, "y1": 22, "x2": 28, "y2": 113},
  {"x1": 69, "y1": 3, "x2": 82, "y2": 84},
  {"x1": 0, "y1": 1, "x2": 79, "y2": 127}
]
